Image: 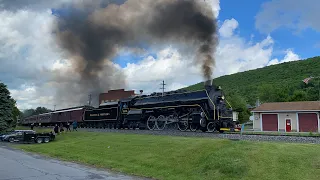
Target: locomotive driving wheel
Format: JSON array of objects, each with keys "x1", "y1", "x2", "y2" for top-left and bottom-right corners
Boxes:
[
  {"x1": 156, "y1": 115, "x2": 166, "y2": 130},
  {"x1": 207, "y1": 122, "x2": 216, "y2": 132},
  {"x1": 189, "y1": 123, "x2": 198, "y2": 132},
  {"x1": 147, "y1": 116, "x2": 156, "y2": 130},
  {"x1": 166, "y1": 113, "x2": 178, "y2": 129},
  {"x1": 178, "y1": 117, "x2": 188, "y2": 131}
]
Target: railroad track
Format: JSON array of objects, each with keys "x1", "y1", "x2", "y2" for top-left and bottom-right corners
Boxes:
[{"x1": 78, "y1": 127, "x2": 320, "y2": 144}]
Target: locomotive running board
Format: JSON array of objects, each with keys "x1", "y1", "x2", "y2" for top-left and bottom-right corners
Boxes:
[{"x1": 220, "y1": 128, "x2": 240, "y2": 132}]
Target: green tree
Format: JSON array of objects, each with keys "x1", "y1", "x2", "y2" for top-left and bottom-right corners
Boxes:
[
  {"x1": 289, "y1": 90, "x2": 308, "y2": 101},
  {"x1": 35, "y1": 107, "x2": 52, "y2": 114},
  {"x1": 22, "y1": 107, "x2": 52, "y2": 118},
  {"x1": 257, "y1": 84, "x2": 291, "y2": 103},
  {"x1": 22, "y1": 109, "x2": 36, "y2": 118},
  {"x1": 12, "y1": 104, "x2": 22, "y2": 127},
  {"x1": 226, "y1": 93, "x2": 251, "y2": 123},
  {"x1": 0, "y1": 82, "x2": 15, "y2": 132}
]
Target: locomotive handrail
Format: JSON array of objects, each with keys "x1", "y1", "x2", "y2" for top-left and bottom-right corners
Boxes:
[
  {"x1": 135, "y1": 89, "x2": 206, "y2": 99},
  {"x1": 225, "y1": 99, "x2": 233, "y2": 109},
  {"x1": 205, "y1": 90, "x2": 216, "y2": 120},
  {"x1": 219, "y1": 116, "x2": 233, "y2": 118},
  {"x1": 134, "y1": 97, "x2": 208, "y2": 106},
  {"x1": 130, "y1": 104, "x2": 209, "y2": 120}
]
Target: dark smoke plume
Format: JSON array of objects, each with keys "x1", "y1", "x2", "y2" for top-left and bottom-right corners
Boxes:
[{"x1": 53, "y1": 0, "x2": 218, "y2": 106}]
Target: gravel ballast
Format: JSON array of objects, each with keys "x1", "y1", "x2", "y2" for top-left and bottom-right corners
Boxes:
[{"x1": 79, "y1": 128, "x2": 320, "y2": 144}]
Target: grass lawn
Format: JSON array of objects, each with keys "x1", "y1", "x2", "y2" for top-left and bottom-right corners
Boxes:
[{"x1": 13, "y1": 131, "x2": 320, "y2": 180}]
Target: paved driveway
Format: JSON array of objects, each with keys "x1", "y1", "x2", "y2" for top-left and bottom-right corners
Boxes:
[{"x1": 0, "y1": 144, "x2": 148, "y2": 180}]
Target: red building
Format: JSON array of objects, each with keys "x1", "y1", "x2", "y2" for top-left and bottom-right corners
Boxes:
[{"x1": 99, "y1": 89, "x2": 136, "y2": 104}]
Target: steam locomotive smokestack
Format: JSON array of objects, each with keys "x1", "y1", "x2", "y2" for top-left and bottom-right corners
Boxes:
[
  {"x1": 204, "y1": 79, "x2": 213, "y2": 86},
  {"x1": 52, "y1": 0, "x2": 218, "y2": 105}
]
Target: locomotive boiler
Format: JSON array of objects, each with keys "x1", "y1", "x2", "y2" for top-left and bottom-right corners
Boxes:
[{"x1": 83, "y1": 80, "x2": 237, "y2": 133}]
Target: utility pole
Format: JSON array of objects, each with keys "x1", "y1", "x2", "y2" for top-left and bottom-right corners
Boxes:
[
  {"x1": 160, "y1": 80, "x2": 166, "y2": 96},
  {"x1": 88, "y1": 94, "x2": 92, "y2": 106},
  {"x1": 54, "y1": 105, "x2": 56, "y2": 111}
]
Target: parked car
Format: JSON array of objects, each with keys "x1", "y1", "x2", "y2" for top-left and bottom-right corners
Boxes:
[{"x1": 0, "y1": 130, "x2": 55, "y2": 143}]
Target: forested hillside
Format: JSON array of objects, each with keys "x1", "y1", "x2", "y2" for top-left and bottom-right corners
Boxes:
[
  {"x1": 186, "y1": 56, "x2": 320, "y2": 105},
  {"x1": 184, "y1": 56, "x2": 320, "y2": 122}
]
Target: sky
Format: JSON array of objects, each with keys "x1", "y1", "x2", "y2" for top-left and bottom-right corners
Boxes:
[{"x1": 0, "y1": 0, "x2": 319, "y2": 111}]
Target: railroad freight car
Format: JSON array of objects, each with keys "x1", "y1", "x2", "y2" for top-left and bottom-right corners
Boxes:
[
  {"x1": 83, "y1": 80, "x2": 238, "y2": 133},
  {"x1": 21, "y1": 106, "x2": 91, "y2": 127}
]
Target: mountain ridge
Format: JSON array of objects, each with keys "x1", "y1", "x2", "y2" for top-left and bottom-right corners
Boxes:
[{"x1": 183, "y1": 56, "x2": 320, "y2": 105}]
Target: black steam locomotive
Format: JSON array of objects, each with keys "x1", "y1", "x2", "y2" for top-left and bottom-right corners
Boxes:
[{"x1": 83, "y1": 80, "x2": 238, "y2": 132}]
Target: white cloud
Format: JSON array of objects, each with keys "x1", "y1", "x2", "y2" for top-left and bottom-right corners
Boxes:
[
  {"x1": 219, "y1": 18, "x2": 239, "y2": 38},
  {"x1": 255, "y1": 0, "x2": 320, "y2": 34},
  {"x1": 0, "y1": 9, "x2": 63, "y2": 110},
  {"x1": 215, "y1": 34, "x2": 274, "y2": 76},
  {"x1": 10, "y1": 84, "x2": 54, "y2": 110},
  {"x1": 0, "y1": 7, "x2": 126, "y2": 109},
  {"x1": 268, "y1": 49, "x2": 300, "y2": 66},
  {"x1": 1, "y1": 1, "x2": 302, "y2": 110},
  {"x1": 123, "y1": 19, "x2": 279, "y2": 94},
  {"x1": 123, "y1": 48, "x2": 202, "y2": 94}
]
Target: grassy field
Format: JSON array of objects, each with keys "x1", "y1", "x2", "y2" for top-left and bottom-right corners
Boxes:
[
  {"x1": 17, "y1": 125, "x2": 320, "y2": 137},
  {"x1": 12, "y1": 131, "x2": 320, "y2": 180}
]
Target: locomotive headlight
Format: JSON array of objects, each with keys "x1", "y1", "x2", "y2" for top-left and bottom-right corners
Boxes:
[{"x1": 200, "y1": 112, "x2": 205, "y2": 117}]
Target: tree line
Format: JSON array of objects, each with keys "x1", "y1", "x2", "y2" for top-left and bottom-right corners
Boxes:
[
  {"x1": 0, "y1": 82, "x2": 53, "y2": 132},
  {"x1": 21, "y1": 107, "x2": 52, "y2": 118}
]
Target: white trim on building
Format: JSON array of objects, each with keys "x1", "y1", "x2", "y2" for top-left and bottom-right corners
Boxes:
[{"x1": 296, "y1": 113, "x2": 299, "y2": 132}]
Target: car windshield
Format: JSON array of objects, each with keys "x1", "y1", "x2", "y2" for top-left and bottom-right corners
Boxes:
[
  {"x1": 15, "y1": 130, "x2": 34, "y2": 133},
  {"x1": 3, "y1": 131, "x2": 16, "y2": 135}
]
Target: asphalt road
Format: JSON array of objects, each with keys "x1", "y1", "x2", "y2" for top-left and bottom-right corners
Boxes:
[{"x1": 0, "y1": 145, "x2": 148, "y2": 180}]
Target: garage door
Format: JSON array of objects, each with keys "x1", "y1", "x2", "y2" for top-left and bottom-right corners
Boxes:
[
  {"x1": 298, "y1": 113, "x2": 318, "y2": 132},
  {"x1": 262, "y1": 114, "x2": 278, "y2": 131}
]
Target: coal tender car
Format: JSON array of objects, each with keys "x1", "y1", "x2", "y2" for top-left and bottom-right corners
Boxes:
[{"x1": 83, "y1": 80, "x2": 238, "y2": 133}]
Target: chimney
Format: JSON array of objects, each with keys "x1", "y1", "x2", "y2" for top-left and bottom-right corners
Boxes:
[{"x1": 256, "y1": 99, "x2": 260, "y2": 107}]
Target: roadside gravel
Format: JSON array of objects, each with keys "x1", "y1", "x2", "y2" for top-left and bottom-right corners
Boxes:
[{"x1": 79, "y1": 128, "x2": 320, "y2": 144}]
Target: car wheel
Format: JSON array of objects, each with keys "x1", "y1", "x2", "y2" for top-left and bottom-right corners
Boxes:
[
  {"x1": 44, "y1": 137, "x2": 50, "y2": 143},
  {"x1": 36, "y1": 138, "x2": 43, "y2": 144},
  {"x1": 8, "y1": 137, "x2": 14, "y2": 143}
]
